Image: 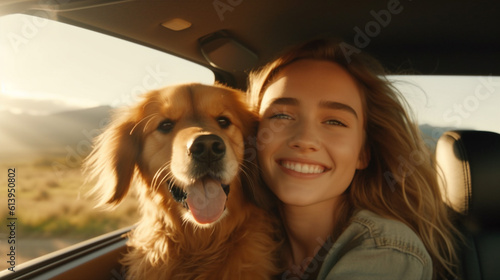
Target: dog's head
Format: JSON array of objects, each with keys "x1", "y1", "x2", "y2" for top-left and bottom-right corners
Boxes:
[{"x1": 85, "y1": 83, "x2": 258, "y2": 226}]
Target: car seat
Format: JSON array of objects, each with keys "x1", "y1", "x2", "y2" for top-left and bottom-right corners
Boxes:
[{"x1": 435, "y1": 130, "x2": 500, "y2": 280}]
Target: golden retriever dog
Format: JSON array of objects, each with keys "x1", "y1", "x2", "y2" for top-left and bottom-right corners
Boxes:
[{"x1": 84, "y1": 83, "x2": 281, "y2": 279}]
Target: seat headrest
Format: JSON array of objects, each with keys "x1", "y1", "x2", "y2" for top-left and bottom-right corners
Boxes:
[{"x1": 436, "y1": 130, "x2": 500, "y2": 228}]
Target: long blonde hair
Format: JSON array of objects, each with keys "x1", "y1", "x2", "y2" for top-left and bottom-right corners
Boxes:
[{"x1": 248, "y1": 39, "x2": 459, "y2": 279}]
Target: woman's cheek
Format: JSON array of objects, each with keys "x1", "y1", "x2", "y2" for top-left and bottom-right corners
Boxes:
[
  {"x1": 257, "y1": 147, "x2": 274, "y2": 186},
  {"x1": 256, "y1": 121, "x2": 280, "y2": 151}
]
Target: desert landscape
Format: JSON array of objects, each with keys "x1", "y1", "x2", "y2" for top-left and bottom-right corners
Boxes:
[{"x1": 0, "y1": 106, "x2": 139, "y2": 270}]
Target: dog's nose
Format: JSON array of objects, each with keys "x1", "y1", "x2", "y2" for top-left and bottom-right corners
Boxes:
[{"x1": 188, "y1": 134, "x2": 226, "y2": 162}]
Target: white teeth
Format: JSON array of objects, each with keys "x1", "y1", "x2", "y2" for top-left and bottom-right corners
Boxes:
[{"x1": 281, "y1": 161, "x2": 324, "y2": 174}]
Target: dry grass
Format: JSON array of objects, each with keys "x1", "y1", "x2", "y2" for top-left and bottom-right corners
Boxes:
[{"x1": 0, "y1": 156, "x2": 140, "y2": 270}]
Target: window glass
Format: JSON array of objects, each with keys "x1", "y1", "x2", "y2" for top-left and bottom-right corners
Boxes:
[
  {"x1": 0, "y1": 14, "x2": 214, "y2": 269},
  {"x1": 389, "y1": 75, "x2": 500, "y2": 151}
]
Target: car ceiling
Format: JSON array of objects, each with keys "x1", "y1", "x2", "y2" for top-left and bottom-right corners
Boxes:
[{"x1": 2, "y1": 0, "x2": 500, "y2": 89}]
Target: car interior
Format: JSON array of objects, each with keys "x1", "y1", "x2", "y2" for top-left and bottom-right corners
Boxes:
[
  {"x1": 436, "y1": 130, "x2": 500, "y2": 280},
  {"x1": 0, "y1": 1, "x2": 499, "y2": 279}
]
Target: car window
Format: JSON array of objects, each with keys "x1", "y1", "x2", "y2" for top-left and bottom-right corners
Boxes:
[
  {"x1": 0, "y1": 14, "x2": 214, "y2": 269},
  {"x1": 389, "y1": 75, "x2": 500, "y2": 151}
]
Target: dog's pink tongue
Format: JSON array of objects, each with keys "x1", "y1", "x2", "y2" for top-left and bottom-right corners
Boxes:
[{"x1": 186, "y1": 178, "x2": 227, "y2": 224}]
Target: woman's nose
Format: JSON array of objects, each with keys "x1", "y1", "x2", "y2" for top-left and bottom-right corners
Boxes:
[{"x1": 287, "y1": 121, "x2": 320, "y2": 152}]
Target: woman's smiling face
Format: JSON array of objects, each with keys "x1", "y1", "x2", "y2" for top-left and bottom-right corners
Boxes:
[{"x1": 257, "y1": 59, "x2": 368, "y2": 207}]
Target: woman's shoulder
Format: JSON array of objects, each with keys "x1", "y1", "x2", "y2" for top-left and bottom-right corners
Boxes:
[
  {"x1": 348, "y1": 209, "x2": 431, "y2": 263},
  {"x1": 316, "y1": 209, "x2": 432, "y2": 280}
]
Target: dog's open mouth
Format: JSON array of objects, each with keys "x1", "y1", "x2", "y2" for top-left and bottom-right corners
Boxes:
[{"x1": 170, "y1": 177, "x2": 229, "y2": 224}]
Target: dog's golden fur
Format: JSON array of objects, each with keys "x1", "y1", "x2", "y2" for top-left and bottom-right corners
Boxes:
[{"x1": 84, "y1": 83, "x2": 281, "y2": 279}]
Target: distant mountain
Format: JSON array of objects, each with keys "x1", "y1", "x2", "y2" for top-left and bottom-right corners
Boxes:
[
  {"x1": 419, "y1": 124, "x2": 456, "y2": 140},
  {"x1": 0, "y1": 106, "x2": 112, "y2": 159},
  {"x1": 51, "y1": 106, "x2": 113, "y2": 124},
  {"x1": 418, "y1": 124, "x2": 476, "y2": 152}
]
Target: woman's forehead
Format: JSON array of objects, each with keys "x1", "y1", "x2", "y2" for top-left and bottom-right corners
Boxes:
[{"x1": 260, "y1": 59, "x2": 364, "y2": 116}]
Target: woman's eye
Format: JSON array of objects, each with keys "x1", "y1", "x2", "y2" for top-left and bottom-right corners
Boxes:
[
  {"x1": 270, "y1": 113, "x2": 292, "y2": 120},
  {"x1": 217, "y1": 116, "x2": 231, "y2": 128},
  {"x1": 157, "y1": 119, "x2": 175, "y2": 133},
  {"x1": 325, "y1": 119, "x2": 346, "y2": 127}
]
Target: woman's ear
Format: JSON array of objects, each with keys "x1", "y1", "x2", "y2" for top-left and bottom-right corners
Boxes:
[{"x1": 84, "y1": 113, "x2": 141, "y2": 208}]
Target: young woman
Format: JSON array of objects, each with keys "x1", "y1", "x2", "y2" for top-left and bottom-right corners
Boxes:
[{"x1": 248, "y1": 39, "x2": 459, "y2": 279}]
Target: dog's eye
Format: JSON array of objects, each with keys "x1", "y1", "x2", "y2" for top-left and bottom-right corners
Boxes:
[
  {"x1": 157, "y1": 120, "x2": 175, "y2": 133},
  {"x1": 217, "y1": 116, "x2": 231, "y2": 129}
]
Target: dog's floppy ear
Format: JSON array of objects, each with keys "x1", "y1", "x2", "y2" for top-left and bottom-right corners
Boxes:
[{"x1": 84, "y1": 111, "x2": 141, "y2": 208}]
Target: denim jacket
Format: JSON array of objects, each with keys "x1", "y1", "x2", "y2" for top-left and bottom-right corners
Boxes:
[{"x1": 312, "y1": 209, "x2": 432, "y2": 280}]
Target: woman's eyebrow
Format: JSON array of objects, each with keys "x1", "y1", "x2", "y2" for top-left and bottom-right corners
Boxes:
[
  {"x1": 268, "y1": 97, "x2": 299, "y2": 106},
  {"x1": 266, "y1": 97, "x2": 358, "y2": 119},
  {"x1": 319, "y1": 100, "x2": 358, "y2": 119}
]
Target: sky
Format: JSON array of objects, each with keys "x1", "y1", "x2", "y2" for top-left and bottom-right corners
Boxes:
[
  {"x1": 388, "y1": 75, "x2": 500, "y2": 132},
  {"x1": 0, "y1": 14, "x2": 214, "y2": 114},
  {"x1": 1, "y1": 14, "x2": 499, "y2": 133}
]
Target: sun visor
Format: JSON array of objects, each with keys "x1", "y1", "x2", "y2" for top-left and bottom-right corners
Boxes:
[{"x1": 199, "y1": 30, "x2": 258, "y2": 73}]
